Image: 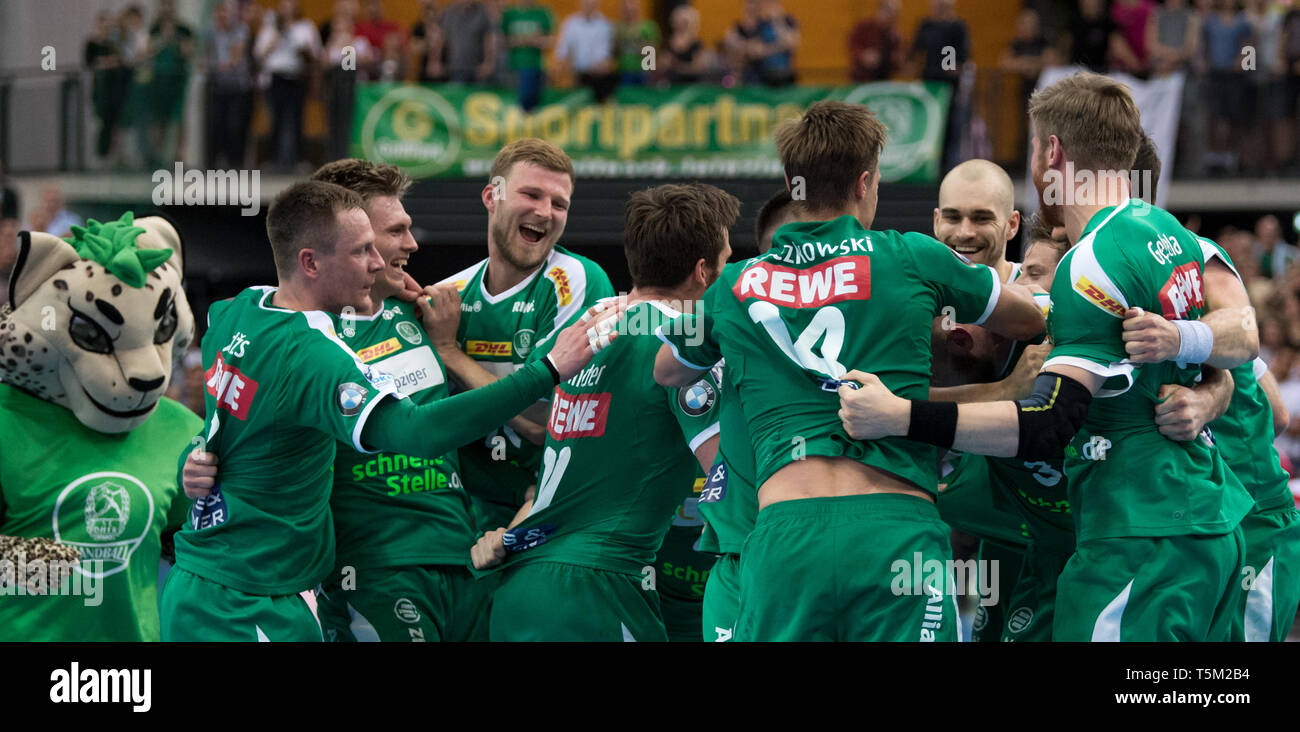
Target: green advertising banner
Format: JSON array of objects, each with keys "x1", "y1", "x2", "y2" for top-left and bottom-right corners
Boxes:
[{"x1": 351, "y1": 81, "x2": 951, "y2": 182}]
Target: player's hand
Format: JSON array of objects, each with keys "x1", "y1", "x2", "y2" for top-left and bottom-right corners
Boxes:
[
  {"x1": 414, "y1": 282, "x2": 463, "y2": 348},
  {"x1": 837, "y1": 370, "x2": 909, "y2": 440},
  {"x1": 1154, "y1": 383, "x2": 1211, "y2": 441},
  {"x1": 182, "y1": 449, "x2": 219, "y2": 499},
  {"x1": 471, "y1": 528, "x2": 508, "y2": 570},
  {"x1": 545, "y1": 299, "x2": 627, "y2": 381},
  {"x1": 1122, "y1": 307, "x2": 1180, "y2": 363},
  {"x1": 1000, "y1": 342, "x2": 1050, "y2": 400},
  {"x1": 393, "y1": 271, "x2": 426, "y2": 303}
]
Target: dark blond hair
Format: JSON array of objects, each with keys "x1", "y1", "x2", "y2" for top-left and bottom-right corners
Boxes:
[
  {"x1": 774, "y1": 100, "x2": 887, "y2": 210},
  {"x1": 1029, "y1": 71, "x2": 1142, "y2": 172},
  {"x1": 265, "y1": 181, "x2": 365, "y2": 278},
  {"x1": 489, "y1": 138, "x2": 575, "y2": 187},
  {"x1": 624, "y1": 184, "x2": 740, "y2": 288},
  {"x1": 312, "y1": 159, "x2": 413, "y2": 202}
]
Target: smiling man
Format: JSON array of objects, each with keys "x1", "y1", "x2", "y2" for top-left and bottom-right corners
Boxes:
[{"x1": 428, "y1": 139, "x2": 615, "y2": 536}]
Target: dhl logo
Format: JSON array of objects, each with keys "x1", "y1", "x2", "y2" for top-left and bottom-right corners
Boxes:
[
  {"x1": 1073, "y1": 275, "x2": 1126, "y2": 317},
  {"x1": 356, "y1": 337, "x2": 402, "y2": 363},
  {"x1": 467, "y1": 340, "x2": 512, "y2": 357},
  {"x1": 548, "y1": 266, "x2": 573, "y2": 306}
]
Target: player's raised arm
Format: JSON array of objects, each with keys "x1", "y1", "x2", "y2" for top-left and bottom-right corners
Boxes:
[
  {"x1": 654, "y1": 307, "x2": 720, "y2": 388},
  {"x1": 981, "y1": 281, "x2": 1046, "y2": 343},
  {"x1": 362, "y1": 301, "x2": 623, "y2": 458}
]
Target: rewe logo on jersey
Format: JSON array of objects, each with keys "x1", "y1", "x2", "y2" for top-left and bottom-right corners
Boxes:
[
  {"x1": 733, "y1": 256, "x2": 870, "y2": 308},
  {"x1": 204, "y1": 353, "x2": 260, "y2": 420},
  {"x1": 1158, "y1": 262, "x2": 1205, "y2": 320},
  {"x1": 547, "y1": 388, "x2": 611, "y2": 440}
]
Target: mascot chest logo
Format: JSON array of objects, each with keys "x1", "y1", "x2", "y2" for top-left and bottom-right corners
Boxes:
[{"x1": 52, "y1": 471, "x2": 155, "y2": 578}]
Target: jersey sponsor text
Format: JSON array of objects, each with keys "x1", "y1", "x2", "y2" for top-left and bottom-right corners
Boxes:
[
  {"x1": 733, "y1": 256, "x2": 871, "y2": 308},
  {"x1": 547, "y1": 388, "x2": 612, "y2": 440}
]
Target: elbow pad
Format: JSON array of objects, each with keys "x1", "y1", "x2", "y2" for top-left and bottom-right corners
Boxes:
[{"x1": 1015, "y1": 373, "x2": 1092, "y2": 461}]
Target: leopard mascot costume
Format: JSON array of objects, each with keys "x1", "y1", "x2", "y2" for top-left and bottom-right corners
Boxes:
[{"x1": 0, "y1": 212, "x2": 202, "y2": 641}]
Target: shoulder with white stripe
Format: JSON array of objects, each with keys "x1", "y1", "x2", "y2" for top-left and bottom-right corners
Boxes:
[{"x1": 438, "y1": 259, "x2": 487, "y2": 292}]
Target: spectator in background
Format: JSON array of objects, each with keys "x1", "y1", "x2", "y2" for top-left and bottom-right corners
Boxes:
[
  {"x1": 613, "y1": 0, "x2": 660, "y2": 87},
  {"x1": 204, "y1": 0, "x2": 252, "y2": 170},
  {"x1": 848, "y1": 0, "x2": 903, "y2": 83},
  {"x1": 131, "y1": 0, "x2": 193, "y2": 170},
  {"x1": 411, "y1": 0, "x2": 448, "y2": 83},
  {"x1": 255, "y1": 0, "x2": 321, "y2": 172},
  {"x1": 85, "y1": 12, "x2": 132, "y2": 167},
  {"x1": 441, "y1": 0, "x2": 497, "y2": 84},
  {"x1": 0, "y1": 216, "x2": 17, "y2": 307},
  {"x1": 1254, "y1": 214, "x2": 1299, "y2": 279},
  {"x1": 502, "y1": 0, "x2": 555, "y2": 111},
  {"x1": 725, "y1": 0, "x2": 765, "y2": 85},
  {"x1": 555, "y1": 0, "x2": 616, "y2": 102},
  {"x1": 322, "y1": 1, "x2": 374, "y2": 162},
  {"x1": 1149, "y1": 0, "x2": 1201, "y2": 75},
  {"x1": 1282, "y1": 0, "x2": 1300, "y2": 174},
  {"x1": 1000, "y1": 8, "x2": 1050, "y2": 81},
  {"x1": 1243, "y1": 0, "x2": 1287, "y2": 176},
  {"x1": 26, "y1": 188, "x2": 83, "y2": 238},
  {"x1": 355, "y1": 0, "x2": 402, "y2": 53},
  {"x1": 1065, "y1": 0, "x2": 1118, "y2": 72},
  {"x1": 663, "y1": 4, "x2": 711, "y2": 85},
  {"x1": 1201, "y1": 0, "x2": 1253, "y2": 175},
  {"x1": 911, "y1": 0, "x2": 969, "y2": 170},
  {"x1": 1111, "y1": 0, "x2": 1157, "y2": 76},
  {"x1": 753, "y1": 0, "x2": 799, "y2": 86}
]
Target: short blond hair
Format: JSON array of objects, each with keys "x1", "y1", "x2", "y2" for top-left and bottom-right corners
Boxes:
[
  {"x1": 1029, "y1": 72, "x2": 1142, "y2": 172},
  {"x1": 774, "y1": 101, "x2": 887, "y2": 210},
  {"x1": 489, "y1": 138, "x2": 575, "y2": 187}
]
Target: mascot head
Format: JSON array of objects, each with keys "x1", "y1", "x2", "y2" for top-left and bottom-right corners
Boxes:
[{"x1": 0, "y1": 212, "x2": 194, "y2": 433}]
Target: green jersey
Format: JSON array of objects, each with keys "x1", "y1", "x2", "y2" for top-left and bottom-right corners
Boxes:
[
  {"x1": 1044, "y1": 199, "x2": 1253, "y2": 541},
  {"x1": 502, "y1": 6, "x2": 553, "y2": 71},
  {"x1": 1198, "y1": 238, "x2": 1293, "y2": 511},
  {"x1": 697, "y1": 360, "x2": 758, "y2": 555},
  {"x1": 174, "y1": 287, "x2": 403, "y2": 596},
  {"x1": 614, "y1": 19, "x2": 660, "y2": 73},
  {"x1": 499, "y1": 301, "x2": 720, "y2": 577},
  {"x1": 655, "y1": 472, "x2": 714, "y2": 602},
  {"x1": 440, "y1": 246, "x2": 615, "y2": 531},
  {"x1": 329, "y1": 300, "x2": 475, "y2": 571},
  {"x1": 0, "y1": 385, "x2": 200, "y2": 641},
  {"x1": 658, "y1": 215, "x2": 1003, "y2": 491}
]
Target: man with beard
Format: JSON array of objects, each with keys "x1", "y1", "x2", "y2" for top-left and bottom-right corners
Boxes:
[
  {"x1": 839, "y1": 72, "x2": 1256, "y2": 641},
  {"x1": 425, "y1": 139, "x2": 615, "y2": 537}
]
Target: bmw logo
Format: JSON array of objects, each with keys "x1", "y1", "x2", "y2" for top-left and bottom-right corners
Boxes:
[
  {"x1": 337, "y1": 382, "x2": 369, "y2": 417},
  {"x1": 678, "y1": 379, "x2": 716, "y2": 416}
]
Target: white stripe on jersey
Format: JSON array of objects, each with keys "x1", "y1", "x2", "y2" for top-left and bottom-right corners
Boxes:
[
  {"x1": 1243, "y1": 556, "x2": 1275, "y2": 642},
  {"x1": 301, "y1": 307, "x2": 403, "y2": 454},
  {"x1": 971, "y1": 265, "x2": 1002, "y2": 326},
  {"x1": 545, "y1": 248, "x2": 594, "y2": 336},
  {"x1": 1091, "y1": 577, "x2": 1135, "y2": 642}
]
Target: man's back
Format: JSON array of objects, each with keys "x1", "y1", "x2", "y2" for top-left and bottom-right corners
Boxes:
[
  {"x1": 701, "y1": 215, "x2": 1003, "y2": 491},
  {"x1": 174, "y1": 286, "x2": 400, "y2": 596},
  {"x1": 1045, "y1": 199, "x2": 1254, "y2": 542}
]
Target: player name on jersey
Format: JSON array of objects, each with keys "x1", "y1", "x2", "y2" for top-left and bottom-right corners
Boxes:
[{"x1": 735, "y1": 256, "x2": 871, "y2": 308}]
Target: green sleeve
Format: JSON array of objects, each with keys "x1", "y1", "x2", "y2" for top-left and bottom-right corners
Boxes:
[
  {"x1": 283, "y1": 333, "x2": 405, "y2": 454},
  {"x1": 363, "y1": 359, "x2": 555, "y2": 457},
  {"x1": 907, "y1": 232, "x2": 1001, "y2": 325},
  {"x1": 668, "y1": 370, "x2": 722, "y2": 455},
  {"x1": 655, "y1": 282, "x2": 723, "y2": 369},
  {"x1": 1043, "y1": 240, "x2": 1139, "y2": 392}
]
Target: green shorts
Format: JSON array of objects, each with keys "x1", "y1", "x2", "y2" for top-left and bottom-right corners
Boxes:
[
  {"x1": 1000, "y1": 542, "x2": 1070, "y2": 642},
  {"x1": 1053, "y1": 528, "x2": 1245, "y2": 642},
  {"x1": 660, "y1": 592, "x2": 704, "y2": 642},
  {"x1": 1237, "y1": 504, "x2": 1300, "y2": 642},
  {"x1": 315, "y1": 564, "x2": 490, "y2": 642},
  {"x1": 970, "y1": 540, "x2": 1024, "y2": 643},
  {"x1": 489, "y1": 561, "x2": 667, "y2": 642},
  {"x1": 702, "y1": 553, "x2": 741, "y2": 642},
  {"x1": 736, "y1": 493, "x2": 960, "y2": 642},
  {"x1": 159, "y1": 566, "x2": 322, "y2": 642}
]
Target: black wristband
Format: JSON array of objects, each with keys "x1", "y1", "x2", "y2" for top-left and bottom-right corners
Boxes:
[
  {"x1": 906, "y1": 400, "x2": 958, "y2": 449},
  {"x1": 541, "y1": 355, "x2": 562, "y2": 385}
]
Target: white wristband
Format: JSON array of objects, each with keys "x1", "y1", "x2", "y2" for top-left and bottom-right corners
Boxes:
[{"x1": 1174, "y1": 320, "x2": 1214, "y2": 365}]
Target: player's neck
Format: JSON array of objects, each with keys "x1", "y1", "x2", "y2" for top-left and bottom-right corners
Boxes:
[
  {"x1": 484, "y1": 253, "x2": 542, "y2": 296},
  {"x1": 1063, "y1": 172, "x2": 1131, "y2": 245},
  {"x1": 272, "y1": 280, "x2": 329, "y2": 313},
  {"x1": 627, "y1": 283, "x2": 700, "y2": 307},
  {"x1": 992, "y1": 258, "x2": 1013, "y2": 283}
]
